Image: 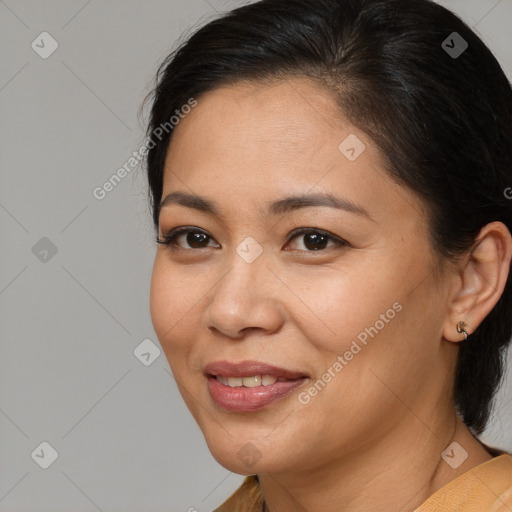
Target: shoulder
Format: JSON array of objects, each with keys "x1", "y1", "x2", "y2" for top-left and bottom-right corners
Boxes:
[{"x1": 416, "y1": 454, "x2": 512, "y2": 512}]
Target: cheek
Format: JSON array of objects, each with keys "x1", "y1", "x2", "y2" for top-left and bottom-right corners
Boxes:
[
  {"x1": 295, "y1": 258, "x2": 443, "y2": 413},
  {"x1": 149, "y1": 257, "x2": 172, "y2": 342},
  {"x1": 288, "y1": 252, "x2": 435, "y2": 411},
  {"x1": 149, "y1": 256, "x2": 200, "y2": 357},
  {"x1": 287, "y1": 261, "x2": 402, "y2": 356}
]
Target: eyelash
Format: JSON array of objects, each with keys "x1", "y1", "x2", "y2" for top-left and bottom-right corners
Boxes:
[{"x1": 156, "y1": 226, "x2": 349, "y2": 253}]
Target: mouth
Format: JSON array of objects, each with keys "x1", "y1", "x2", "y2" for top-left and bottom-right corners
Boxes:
[
  {"x1": 213, "y1": 374, "x2": 296, "y2": 387},
  {"x1": 204, "y1": 360, "x2": 309, "y2": 412}
]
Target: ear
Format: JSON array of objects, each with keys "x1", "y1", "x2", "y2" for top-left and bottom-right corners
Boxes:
[{"x1": 443, "y1": 221, "x2": 512, "y2": 343}]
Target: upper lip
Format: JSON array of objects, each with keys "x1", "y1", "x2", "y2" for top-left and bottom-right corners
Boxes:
[{"x1": 204, "y1": 360, "x2": 308, "y2": 380}]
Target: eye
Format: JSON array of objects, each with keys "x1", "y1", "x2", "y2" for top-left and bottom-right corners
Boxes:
[
  {"x1": 157, "y1": 227, "x2": 220, "y2": 250},
  {"x1": 285, "y1": 228, "x2": 348, "y2": 252},
  {"x1": 156, "y1": 226, "x2": 348, "y2": 253}
]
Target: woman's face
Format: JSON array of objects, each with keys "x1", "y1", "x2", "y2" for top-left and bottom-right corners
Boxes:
[{"x1": 150, "y1": 78, "x2": 456, "y2": 475}]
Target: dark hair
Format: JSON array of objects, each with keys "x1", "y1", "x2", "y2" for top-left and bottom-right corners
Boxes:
[{"x1": 144, "y1": 0, "x2": 512, "y2": 434}]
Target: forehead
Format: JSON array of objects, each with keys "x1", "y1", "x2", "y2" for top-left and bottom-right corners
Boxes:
[
  {"x1": 167, "y1": 78, "x2": 347, "y2": 164},
  {"x1": 160, "y1": 78, "x2": 426, "y2": 227},
  {"x1": 164, "y1": 78, "x2": 370, "y2": 186}
]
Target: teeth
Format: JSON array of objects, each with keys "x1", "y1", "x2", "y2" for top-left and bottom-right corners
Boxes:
[
  {"x1": 217, "y1": 375, "x2": 229, "y2": 386},
  {"x1": 227, "y1": 377, "x2": 243, "y2": 387},
  {"x1": 262, "y1": 375, "x2": 278, "y2": 386},
  {"x1": 217, "y1": 375, "x2": 280, "y2": 387},
  {"x1": 242, "y1": 375, "x2": 261, "y2": 387}
]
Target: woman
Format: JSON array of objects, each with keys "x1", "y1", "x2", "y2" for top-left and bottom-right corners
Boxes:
[{"x1": 144, "y1": 0, "x2": 512, "y2": 510}]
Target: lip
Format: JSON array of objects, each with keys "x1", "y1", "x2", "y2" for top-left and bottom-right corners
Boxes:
[
  {"x1": 205, "y1": 360, "x2": 309, "y2": 412},
  {"x1": 204, "y1": 360, "x2": 308, "y2": 380}
]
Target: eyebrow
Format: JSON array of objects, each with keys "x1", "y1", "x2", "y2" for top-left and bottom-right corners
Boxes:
[{"x1": 159, "y1": 191, "x2": 373, "y2": 220}]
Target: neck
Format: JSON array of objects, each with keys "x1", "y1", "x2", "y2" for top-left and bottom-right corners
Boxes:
[{"x1": 258, "y1": 412, "x2": 492, "y2": 512}]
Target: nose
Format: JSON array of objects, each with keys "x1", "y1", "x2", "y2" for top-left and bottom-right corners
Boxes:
[{"x1": 204, "y1": 254, "x2": 285, "y2": 340}]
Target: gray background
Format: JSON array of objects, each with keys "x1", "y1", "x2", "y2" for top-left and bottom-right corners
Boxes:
[{"x1": 0, "y1": 0, "x2": 511, "y2": 511}]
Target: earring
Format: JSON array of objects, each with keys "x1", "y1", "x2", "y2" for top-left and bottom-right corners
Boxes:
[{"x1": 456, "y1": 321, "x2": 468, "y2": 341}]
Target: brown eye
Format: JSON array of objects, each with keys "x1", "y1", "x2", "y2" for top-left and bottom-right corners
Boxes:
[
  {"x1": 298, "y1": 232, "x2": 330, "y2": 250},
  {"x1": 157, "y1": 227, "x2": 220, "y2": 250},
  {"x1": 286, "y1": 228, "x2": 348, "y2": 252},
  {"x1": 180, "y1": 231, "x2": 211, "y2": 248}
]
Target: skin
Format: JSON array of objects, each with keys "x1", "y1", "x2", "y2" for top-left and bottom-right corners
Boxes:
[{"x1": 149, "y1": 77, "x2": 512, "y2": 512}]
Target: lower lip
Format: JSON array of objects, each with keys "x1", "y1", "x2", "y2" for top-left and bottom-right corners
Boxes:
[{"x1": 207, "y1": 376, "x2": 308, "y2": 412}]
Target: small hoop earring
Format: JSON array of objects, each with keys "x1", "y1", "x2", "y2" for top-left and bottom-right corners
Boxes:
[{"x1": 456, "y1": 321, "x2": 468, "y2": 341}]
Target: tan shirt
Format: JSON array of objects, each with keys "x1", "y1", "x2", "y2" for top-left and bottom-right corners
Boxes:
[{"x1": 214, "y1": 454, "x2": 512, "y2": 512}]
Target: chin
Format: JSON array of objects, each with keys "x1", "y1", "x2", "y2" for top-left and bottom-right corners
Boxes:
[
  {"x1": 210, "y1": 448, "x2": 273, "y2": 476},
  {"x1": 210, "y1": 435, "x2": 303, "y2": 478},
  {"x1": 201, "y1": 429, "x2": 274, "y2": 474}
]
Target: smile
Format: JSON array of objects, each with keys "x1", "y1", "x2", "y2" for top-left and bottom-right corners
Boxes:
[
  {"x1": 215, "y1": 375, "x2": 293, "y2": 387},
  {"x1": 204, "y1": 360, "x2": 309, "y2": 412}
]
